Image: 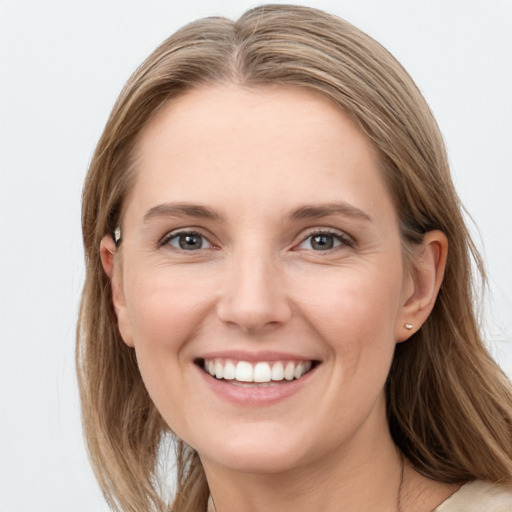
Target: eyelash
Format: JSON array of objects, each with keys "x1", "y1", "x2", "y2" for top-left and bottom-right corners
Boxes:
[
  {"x1": 295, "y1": 229, "x2": 354, "y2": 252},
  {"x1": 159, "y1": 230, "x2": 214, "y2": 251},
  {"x1": 159, "y1": 228, "x2": 354, "y2": 253}
]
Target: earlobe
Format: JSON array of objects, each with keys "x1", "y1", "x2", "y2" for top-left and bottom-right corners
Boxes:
[
  {"x1": 396, "y1": 230, "x2": 448, "y2": 342},
  {"x1": 99, "y1": 235, "x2": 135, "y2": 347}
]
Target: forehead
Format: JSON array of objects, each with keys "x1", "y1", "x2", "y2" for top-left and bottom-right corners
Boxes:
[
  {"x1": 136, "y1": 83, "x2": 375, "y2": 164},
  {"x1": 125, "y1": 84, "x2": 396, "y2": 226}
]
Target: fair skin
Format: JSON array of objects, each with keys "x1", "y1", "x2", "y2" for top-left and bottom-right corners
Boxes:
[{"x1": 101, "y1": 84, "x2": 456, "y2": 511}]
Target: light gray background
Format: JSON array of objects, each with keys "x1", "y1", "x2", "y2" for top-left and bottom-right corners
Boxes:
[{"x1": 1, "y1": 1, "x2": 511, "y2": 510}]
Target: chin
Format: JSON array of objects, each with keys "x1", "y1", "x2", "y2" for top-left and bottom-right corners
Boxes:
[
  {"x1": 193, "y1": 424, "x2": 321, "y2": 475},
  {"x1": 202, "y1": 447, "x2": 307, "y2": 475}
]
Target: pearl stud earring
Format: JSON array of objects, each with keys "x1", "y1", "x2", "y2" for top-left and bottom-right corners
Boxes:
[
  {"x1": 404, "y1": 323, "x2": 413, "y2": 330},
  {"x1": 113, "y1": 226, "x2": 122, "y2": 245}
]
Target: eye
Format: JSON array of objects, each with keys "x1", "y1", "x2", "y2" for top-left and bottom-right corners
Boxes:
[
  {"x1": 297, "y1": 231, "x2": 352, "y2": 251},
  {"x1": 163, "y1": 231, "x2": 212, "y2": 251}
]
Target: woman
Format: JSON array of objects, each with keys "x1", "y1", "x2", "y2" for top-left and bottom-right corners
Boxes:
[{"x1": 77, "y1": 5, "x2": 512, "y2": 511}]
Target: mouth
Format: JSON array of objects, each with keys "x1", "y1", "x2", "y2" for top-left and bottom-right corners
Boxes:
[{"x1": 195, "y1": 358, "x2": 320, "y2": 387}]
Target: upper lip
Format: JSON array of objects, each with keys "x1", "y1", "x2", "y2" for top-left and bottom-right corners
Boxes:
[{"x1": 196, "y1": 350, "x2": 320, "y2": 363}]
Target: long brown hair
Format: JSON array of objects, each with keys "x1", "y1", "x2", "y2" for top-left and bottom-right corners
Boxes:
[{"x1": 77, "y1": 5, "x2": 512, "y2": 511}]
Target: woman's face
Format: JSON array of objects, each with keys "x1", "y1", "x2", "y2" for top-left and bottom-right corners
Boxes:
[{"x1": 109, "y1": 85, "x2": 415, "y2": 474}]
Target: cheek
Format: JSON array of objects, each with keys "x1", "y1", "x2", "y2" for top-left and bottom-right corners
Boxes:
[
  {"x1": 298, "y1": 261, "x2": 403, "y2": 336},
  {"x1": 295, "y1": 263, "x2": 403, "y2": 378},
  {"x1": 125, "y1": 266, "x2": 214, "y2": 347},
  {"x1": 122, "y1": 269, "x2": 214, "y2": 405}
]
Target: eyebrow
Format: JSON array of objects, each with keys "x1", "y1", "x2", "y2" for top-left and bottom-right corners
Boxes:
[
  {"x1": 143, "y1": 202, "x2": 223, "y2": 223},
  {"x1": 288, "y1": 202, "x2": 372, "y2": 222},
  {"x1": 143, "y1": 201, "x2": 371, "y2": 224}
]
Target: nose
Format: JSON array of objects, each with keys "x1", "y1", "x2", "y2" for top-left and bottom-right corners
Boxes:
[{"x1": 216, "y1": 248, "x2": 292, "y2": 333}]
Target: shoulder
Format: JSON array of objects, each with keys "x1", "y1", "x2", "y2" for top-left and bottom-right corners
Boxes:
[{"x1": 434, "y1": 480, "x2": 512, "y2": 512}]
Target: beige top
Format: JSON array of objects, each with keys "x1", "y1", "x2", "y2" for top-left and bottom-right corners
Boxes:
[
  {"x1": 207, "y1": 481, "x2": 512, "y2": 511},
  {"x1": 434, "y1": 480, "x2": 512, "y2": 511}
]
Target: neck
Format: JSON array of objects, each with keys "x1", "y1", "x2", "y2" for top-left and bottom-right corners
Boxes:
[{"x1": 203, "y1": 427, "x2": 403, "y2": 512}]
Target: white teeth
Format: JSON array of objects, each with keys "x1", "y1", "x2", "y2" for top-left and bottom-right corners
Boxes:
[
  {"x1": 235, "y1": 361, "x2": 254, "y2": 382},
  {"x1": 223, "y1": 360, "x2": 236, "y2": 380},
  {"x1": 203, "y1": 358, "x2": 314, "y2": 384},
  {"x1": 271, "y1": 361, "x2": 284, "y2": 381},
  {"x1": 215, "y1": 360, "x2": 223, "y2": 379},
  {"x1": 293, "y1": 362, "x2": 304, "y2": 379},
  {"x1": 284, "y1": 362, "x2": 295, "y2": 381},
  {"x1": 253, "y1": 362, "x2": 271, "y2": 383}
]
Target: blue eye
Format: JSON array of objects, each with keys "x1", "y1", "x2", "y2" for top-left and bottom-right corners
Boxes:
[
  {"x1": 165, "y1": 231, "x2": 212, "y2": 251},
  {"x1": 298, "y1": 231, "x2": 349, "y2": 251}
]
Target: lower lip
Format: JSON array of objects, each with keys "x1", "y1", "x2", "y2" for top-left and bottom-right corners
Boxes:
[{"x1": 196, "y1": 364, "x2": 318, "y2": 406}]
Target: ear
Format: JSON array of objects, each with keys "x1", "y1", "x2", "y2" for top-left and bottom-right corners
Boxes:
[
  {"x1": 100, "y1": 235, "x2": 135, "y2": 347},
  {"x1": 396, "y1": 230, "x2": 448, "y2": 342}
]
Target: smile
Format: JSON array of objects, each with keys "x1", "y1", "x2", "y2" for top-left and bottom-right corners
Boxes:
[{"x1": 199, "y1": 358, "x2": 316, "y2": 385}]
